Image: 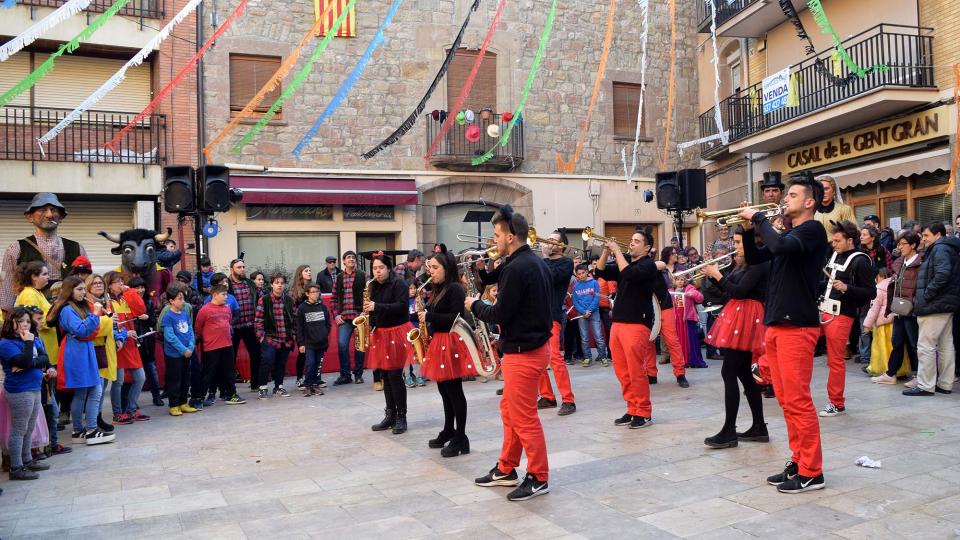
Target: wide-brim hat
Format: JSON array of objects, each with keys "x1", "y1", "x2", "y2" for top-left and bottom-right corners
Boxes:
[
  {"x1": 465, "y1": 125, "x2": 481, "y2": 143},
  {"x1": 487, "y1": 124, "x2": 500, "y2": 138},
  {"x1": 25, "y1": 192, "x2": 68, "y2": 216},
  {"x1": 760, "y1": 171, "x2": 785, "y2": 190}
]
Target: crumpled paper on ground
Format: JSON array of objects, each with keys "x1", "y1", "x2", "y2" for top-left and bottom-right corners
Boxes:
[{"x1": 856, "y1": 456, "x2": 882, "y2": 468}]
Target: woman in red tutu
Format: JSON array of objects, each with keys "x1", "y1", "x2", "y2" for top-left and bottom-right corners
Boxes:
[
  {"x1": 366, "y1": 252, "x2": 415, "y2": 435},
  {"x1": 419, "y1": 246, "x2": 475, "y2": 457},
  {"x1": 702, "y1": 227, "x2": 770, "y2": 448}
]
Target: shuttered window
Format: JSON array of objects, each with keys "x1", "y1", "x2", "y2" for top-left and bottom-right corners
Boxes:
[
  {"x1": 446, "y1": 50, "x2": 496, "y2": 113},
  {"x1": 854, "y1": 203, "x2": 877, "y2": 225},
  {"x1": 914, "y1": 194, "x2": 952, "y2": 227},
  {"x1": 34, "y1": 54, "x2": 150, "y2": 113},
  {"x1": 230, "y1": 54, "x2": 281, "y2": 118},
  {"x1": 0, "y1": 54, "x2": 31, "y2": 107},
  {"x1": 613, "y1": 82, "x2": 644, "y2": 139}
]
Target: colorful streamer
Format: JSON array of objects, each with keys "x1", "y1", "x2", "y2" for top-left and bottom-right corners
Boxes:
[
  {"x1": 424, "y1": 0, "x2": 508, "y2": 164},
  {"x1": 0, "y1": 0, "x2": 128, "y2": 108},
  {"x1": 555, "y1": 0, "x2": 615, "y2": 174},
  {"x1": 1, "y1": 0, "x2": 16, "y2": 8},
  {"x1": 620, "y1": 0, "x2": 649, "y2": 184},
  {"x1": 949, "y1": 64, "x2": 959, "y2": 195},
  {"x1": 231, "y1": 0, "x2": 356, "y2": 152},
  {"x1": 0, "y1": 0, "x2": 93, "y2": 62},
  {"x1": 104, "y1": 0, "x2": 248, "y2": 154},
  {"x1": 807, "y1": 0, "x2": 888, "y2": 79},
  {"x1": 37, "y1": 0, "x2": 202, "y2": 146},
  {"x1": 658, "y1": 0, "x2": 677, "y2": 172},
  {"x1": 203, "y1": 0, "x2": 340, "y2": 161},
  {"x1": 472, "y1": 0, "x2": 557, "y2": 166},
  {"x1": 292, "y1": 0, "x2": 405, "y2": 159},
  {"x1": 361, "y1": 0, "x2": 481, "y2": 160}
]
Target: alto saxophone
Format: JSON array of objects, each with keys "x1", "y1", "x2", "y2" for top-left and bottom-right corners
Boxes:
[
  {"x1": 406, "y1": 277, "x2": 432, "y2": 365},
  {"x1": 353, "y1": 279, "x2": 374, "y2": 352}
]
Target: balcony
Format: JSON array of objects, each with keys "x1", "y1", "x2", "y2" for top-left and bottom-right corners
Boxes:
[
  {"x1": 18, "y1": 0, "x2": 165, "y2": 19},
  {"x1": 1, "y1": 105, "x2": 166, "y2": 165},
  {"x1": 426, "y1": 112, "x2": 524, "y2": 172},
  {"x1": 697, "y1": 24, "x2": 937, "y2": 158},
  {"x1": 697, "y1": 0, "x2": 805, "y2": 37}
]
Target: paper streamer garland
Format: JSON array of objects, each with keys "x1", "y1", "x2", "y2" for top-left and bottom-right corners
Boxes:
[
  {"x1": 0, "y1": 0, "x2": 128, "y2": 108},
  {"x1": 104, "y1": 0, "x2": 248, "y2": 154},
  {"x1": 949, "y1": 64, "x2": 960, "y2": 196},
  {"x1": 361, "y1": 0, "x2": 481, "y2": 160},
  {"x1": 231, "y1": 0, "x2": 356, "y2": 152},
  {"x1": 658, "y1": 0, "x2": 677, "y2": 171},
  {"x1": 424, "y1": 0, "x2": 508, "y2": 164},
  {"x1": 472, "y1": 0, "x2": 557, "y2": 166},
  {"x1": 555, "y1": 0, "x2": 615, "y2": 174},
  {"x1": 37, "y1": 0, "x2": 201, "y2": 146},
  {"x1": 620, "y1": 0, "x2": 649, "y2": 184},
  {"x1": 0, "y1": 0, "x2": 93, "y2": 62},
  {"x1": 807, "y1": 0, "x2": 888, "y2": 80},
  {"x1": 291, "y1": 0, "x2": 405, "y2": 159},
  {"x1": 704, "y1": 0, "x2": 727, "y2": 145}
]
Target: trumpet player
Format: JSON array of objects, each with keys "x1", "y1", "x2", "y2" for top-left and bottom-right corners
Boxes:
[
  {"x1": 366, "y1": 252, "x2": 416, "y2": 435},
  {"x1": 419, "y1": 246, "x2": 475, "y2": 457},
  {"x1": 538, "y1": 230, "x2": 577, "y2": 416}
]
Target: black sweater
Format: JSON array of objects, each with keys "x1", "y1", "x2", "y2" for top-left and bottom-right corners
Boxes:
[
  {"x1": 543, "y1": 257, "x2": 574, "y2": 323},
  {"x1": 595, "y1": 255, "x2": 659, "y2": 327},
  {"x1": 743, "y1": 215, "x2": 827, "y2": 327},
  {"x1": 471, "y1": 245, "x2": 552, "y2": 353},
  {"x1": 710, "y1": 262, "x2": 769, "y2": 302},
  {"x1": 369, "y1": 275, "x2": 409, "y2": 328},
  {"x1": 295, "y1": 300, "x2": 331, "y2": 349},
  {"x1": 425, "y1": 283, "x2": 466, "y2": 333},
  {"x1": 824, "y1": 250, "x2": 876, "y2": 317}
]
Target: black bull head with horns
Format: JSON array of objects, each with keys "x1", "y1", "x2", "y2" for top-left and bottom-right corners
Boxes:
[{"x1": 98, "y1": 228, "x2": 172, "y2": 276}]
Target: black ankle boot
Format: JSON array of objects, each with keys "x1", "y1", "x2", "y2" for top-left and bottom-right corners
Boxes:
[
  {"x1": 371, "y1": 409, "x2": 395, "y2": 431},
  {"x1": 737, "y1": 423, "x2": 770, "y2": 442},
  {"x1": 441, "y1": 434, "x2": 470, "y2": 457},
  {"x1": 704, "y1": 429, "x2": 738, "y2": 449},
  {"x1": 392, "y1": 412, "x2": 407, "y2": 434},
  {"x1": 428, "y1": 430, "x2": 454, "y2": 449}
]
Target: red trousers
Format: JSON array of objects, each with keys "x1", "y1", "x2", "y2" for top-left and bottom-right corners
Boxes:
[
  {"x1": 539, "y1": 321, "x2": 575, "y2": 403},
  {"x1": 610, "y1": 323, "x2": 655, "y2": 417},
  {"x1": 653, "y1": 307, "x2": 686, "y2": 377},
  {"x1": 765, "y1": 325, "x2": 822, "y2": 477},
  {"x1": 821, "y1": 314, "x2": 854, "y2": 409},
  {"x1": 498, "y1": 343, "x2": 551, "y2": 481}
]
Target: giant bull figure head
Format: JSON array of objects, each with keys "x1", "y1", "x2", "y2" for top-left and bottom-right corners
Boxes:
[{"x1": 98, "y1": 228, "x2": 171, "y2": 276}]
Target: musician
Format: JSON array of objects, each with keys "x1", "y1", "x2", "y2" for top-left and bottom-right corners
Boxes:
[
  {"x1": 538, "y1": 231, "x2": 577, "y2": 416},
  {"x1": 365, "y1": 252, "x2": 415, "y2": 435},
  {"x1": 595, "y1": 229, "x2": 664, "y2": 428},
  {"x1": 467, "y1": 206, "x2": 553, "y2": 502},
  {"x1": 819, "y1": 220, "x2": 875, "y2": 418},
  {"x1": 650, "y1": 257, "x2": 690, "y2": 388},
  {"x1": 702, "y1": 228, "x2": 770, "y2": 448},
  {"x1": 419, "y1": 246, "x2": 475, "y2": 457},
  {"x1": 738, "y1": 175, "x2": 829, "y2": 494}
]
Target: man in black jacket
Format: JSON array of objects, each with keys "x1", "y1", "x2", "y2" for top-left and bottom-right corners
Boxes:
[
  {"x1": 317, "y1": 256, "x2": 340, "y2": 294},
  {"x1": 467, "y1": 206, "x2": 553, "y2": 502},
  {"x1": 537, "y1": 231, "x2": 577, "y2": 416}
]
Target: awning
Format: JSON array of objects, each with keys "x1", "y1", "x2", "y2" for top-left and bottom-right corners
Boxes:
[
  {"x1": 833, "y1": 148, "x2": 952, "y2": 190},
  {"x1": 231, "y1": 176, "x2": 418, "y2": 205}
]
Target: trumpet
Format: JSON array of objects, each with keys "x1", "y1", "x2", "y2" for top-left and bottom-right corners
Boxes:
[
  {"x1": 672, "y1": 253, "x2": 734, "y2": 281},
  {"x1": 458, "y1": 246, "x2": 500, "y2": 263},
  {"x1": 582, "y1": 226, "x2": 629, "y2": 252},
  {"x1": 695, "y1": 203, "x2": 784, "y2": 227},
  {"x1": 528, "y1": 227, "x2": 582, "y2": 257}
]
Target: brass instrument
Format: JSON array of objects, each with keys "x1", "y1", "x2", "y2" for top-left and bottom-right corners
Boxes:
[
  {"x1": 528, "y1": 227, "x2": 583, "y2": 257},
  {"x1": 672, "y1": 253, "x2": 734, "y2": 281},
  {"x1": 818, "y1": 250, "x2": 870, "y2": 325},
  {"x1": 582, "y1": 226, "x2": 630, "y2": 252},
  {"x1": 456, "y1": 252, "x2": 500, "y2": 377},
  {"x1": 406, "y1": 277, "x2": 432, "y2": 365},
  {"x1": 353, "y1": 279, "x2": 374, "y2": 352},
  {"x1": 695, "y1": 203, "x2": 784, "y2": 227},
  {"x1": 456, "y1": 233, "x2": 495, "y2": 244}
]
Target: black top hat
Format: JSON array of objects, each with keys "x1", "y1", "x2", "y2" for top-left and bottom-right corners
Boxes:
[{"x1": 760, "y1": 171, "x2": 784, "y2": 190}]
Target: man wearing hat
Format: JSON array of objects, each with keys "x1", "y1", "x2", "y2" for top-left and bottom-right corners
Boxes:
[
  {"x1": 1, "y1": 193, "x2": 87, "y2": 314},
  {"x1": 760, "y1": 171, "x2": 789, "y2": 231},
  {"x1": 317, "y1": 255, "x2": 341, "y2": 294},
  {"x1": 393, "y1": 249, "x2": 425, "y2": 285}
]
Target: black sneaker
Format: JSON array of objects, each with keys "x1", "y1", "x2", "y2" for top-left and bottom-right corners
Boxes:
[
  {"x1": 354, "y1": 375, "x2": 364, "y2": 384},
  {"x1": 276, "y1": 386, "x2": 291, "y2": 397},
  {"x1": 85, "y1": 428, "x2": 116, "y2": 446},
  {"x1": 496, "y1": 388, "x2": 503, "y2": 396},
  {"x1": 648, "y1": 376, "x2": 658, "y2": 384},
  {"x1": 777, "y1": 473, "x2": 825, "y2": 493},
  {"x1": 903, "y1": 387, "x2": 934, "y2": 396},
  {"x1": 614, "y1": 413, "x2": 633, "y2": 426},
  {"x1": 767, "y1": 461, "x2": 798, "y2": 486},
  {"x1": 677, "y1": 375, "x2": 690, "y2": 388},
  {"x1": 936, "y1": 387, "x2": 953, "y2": 395},
  {"x1": 258, "y1": 388, "x2": 269, "y2": 400},
  {"x1": 629, "y1": 416, "x2": 652, "y2": 429},
  {"x1": 71, "y1": 430, "x2": 87, "y2": 444},
  {"x1": 536, "y1": 398, "x2": 557, "y2": 409},
  {"x1": 506, "y1": 473, "x2": 549, "y2": 501},
  {"x1": 333, "y1": 376, "x2": 351, "y2": 386},
  {"x1": 557, "y1": 403, "x2": 577, "y2": 416},
  {"x1": 474, "y1": 465, "x2": 520, "y2": 487}
]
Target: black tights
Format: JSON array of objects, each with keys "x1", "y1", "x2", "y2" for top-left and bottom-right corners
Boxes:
[
  {"x1": 437, "y1": 379, "x2": 467, "y2": 436},
  {"x1": 381, "y1": 369, "x2": 407, "y2": 414},
  {"x1": 720, "y1": 349, "x2": 764, "y2": 432}
]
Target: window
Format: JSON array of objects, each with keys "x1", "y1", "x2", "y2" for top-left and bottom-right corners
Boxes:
[
  {"x1": 612, "y1": 82, "x2": 644, "y2": 139},
  {"x1": 914, "y1": 194, "x2": 952, "y2": 227},
  {"x1": 237, "y1": 232, "x2": 338, "y2": 277},
  {"x1": 447, "y1": 50, "x2": 496, "y2": 112},
  {"x1": 436, "y1": 204, "x2": 495, "y2": 253},
  {"x1": 730, "y1": 61, "x2": 741, "y2": 93},
  {"x1": 230, "y1": 54, "x2": 282, "y2": 117},
  {"x1": 853, "y1": 203, "x2": 877, "y2": 225}
]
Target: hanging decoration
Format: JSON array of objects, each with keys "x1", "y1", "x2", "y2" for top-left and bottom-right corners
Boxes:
[
  {"x1": 231, "y1": 0, "x2": 356, "y2": 152},
  {"x1": 676, "y1": 132, "x2": 727, "y2": 155},
  {"x1": 658, "y1": 0, "x2": 677, "y2": 171},
  {"x1": 619, "y1": 0, "x2": 648, "y2": 184},
  {"x1": 104, "y1": 0, "x2": 248, "y2": 154},
  {"x1": 361, "y1": 0, "x2": 481, "y2": 159},
  {"x1": 314, "y1": 0, "x2": 356, "y2": 38},
  {"x1": 1, "y1": 0, "x2": 16, "y2": 8},
  {"x1": 423, "y1": 0, "x2": 508, "y2": 164},
  {"x1": 203, "y1": 0, "x2": 340, "y2": 161},
  {"x1": 807, "y1": 0, "x2": 888, "y2": 79},
  {"x1": 472, "y1": 0, "x2": 557, "y2": 166},
  {"x1": 704, "y1": 0, "x2": 727, "y2": 145},
  {"x1": 0, "y1": 0, "x2": 93, "y2": 62},
  {"x1": 292, "y1": 0, "x2": 405, "y2": 159},
  {"x1": 37, "y1": 0, "x2": 201, "y2": 146},
  {"x1": 555, "y1": 0, "x2": 615, "y2": 174},
  {"x1": 0, "y1": 0, "x2": 128, "y2": 108},
  {"x1": 949, "y1": 64, "x2": 959, "y2": 196}
]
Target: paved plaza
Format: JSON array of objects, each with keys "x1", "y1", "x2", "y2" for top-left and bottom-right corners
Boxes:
[{"x1": 3, "y1": 356, "x2": 960, "y2": 539}]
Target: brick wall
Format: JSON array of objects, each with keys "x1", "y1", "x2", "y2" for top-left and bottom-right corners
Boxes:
[
  {"x1": 919, "y1": 0, "x2": 959, "y2": 90},
  {"x1": 746, "y1": 38, "x2": 766, "y2": 87}
]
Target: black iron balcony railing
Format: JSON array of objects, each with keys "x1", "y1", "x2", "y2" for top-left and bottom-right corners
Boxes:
[
  {"x1": 697, "y1": 0, "x2": 758, "y2": 33},
  {"x1": 426, "y1": 112, "x2": 524, "y2": 172},
  {"x1": 19, "y1": 0, "x2": 164, "y2": 19},
  {"x1": 1, "y1": 105, "x2": 166, "y2": 165},
  {"x1": 697, "y1": 24, "x2": 935, "y2": 158}
]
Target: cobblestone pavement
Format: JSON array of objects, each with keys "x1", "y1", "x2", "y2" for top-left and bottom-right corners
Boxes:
[{"x1": 3, "y1": 356, "x2": 960, "y2": 539}]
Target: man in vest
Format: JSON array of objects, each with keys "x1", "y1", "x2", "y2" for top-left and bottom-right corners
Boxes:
[{"x1": 1, "y1": 193, "x2": 86, "y2": 315}]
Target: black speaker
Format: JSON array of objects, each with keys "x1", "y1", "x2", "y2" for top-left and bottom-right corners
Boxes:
[
  {"x1": 163, "y1": 165, "x2": 195, "y2": 213},
  {"x1": 199, "y1": 165, "x2": 231, "y2": 212},
  {"x1": 679, "y1": 168, "x2": 707, "y2": 210},
  {"x1": 655, "y1": 171, "x2": 681, "y2": 210}
]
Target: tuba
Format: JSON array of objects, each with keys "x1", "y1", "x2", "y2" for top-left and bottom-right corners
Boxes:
[
  {"x1": 406, "y1": 277, "x2": 432, "y2": 365},
  {"x1": 456, "y1": 252, "x2": 500, "y2": 377},
  {"x1": 353, "y1": 279, "x2": 374, "y2": 352}
]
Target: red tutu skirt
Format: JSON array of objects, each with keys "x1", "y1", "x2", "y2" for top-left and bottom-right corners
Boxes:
[
  {"x1": 420, "y1": 331, "x2": 478, "y2": 382},
  {"x1": 366, "y1": 323, "x2": 415, "y2": 371},
  {"x1": 705, "y1": 299, "x2": 766, "y2": 355}
]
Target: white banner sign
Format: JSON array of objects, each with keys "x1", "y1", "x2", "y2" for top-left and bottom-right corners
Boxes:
[{"x1": 762, "y1": 68, "x2": 790, "y2": 114}]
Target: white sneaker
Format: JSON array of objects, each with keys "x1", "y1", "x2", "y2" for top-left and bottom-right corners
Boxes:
[
  {"x1": 871, "y1": 373, "x2": 897, "y2": 385},
  {"x1": 819, "y1": 403, "x2": 845, "y2": 417}
]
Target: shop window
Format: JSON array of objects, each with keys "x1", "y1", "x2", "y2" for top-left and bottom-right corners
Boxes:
[
  {"x1": 914, "y1": 194, "x2": 952, "y2": 227},
  {"x1": 613, "y1": 82, "x2": 644, "y2": 139},
  {"x1": 230, "y1": 54, "x2": 282, "y2": 117},
  {"x1": 237, "y1": 232, "x2": 338, "y2": 277},
  {"x1": 882, "y1": 199, "x2": 907, "y2": 229},
  {"x1": 853, "y1": 204, "x2": 877, "y2": 226},
  {"x1": 447, "y1": 50, "x2": 496, "y2": 112},
  {"x1": 437, "y1": 204, "x2": 496, "y2": 253}
]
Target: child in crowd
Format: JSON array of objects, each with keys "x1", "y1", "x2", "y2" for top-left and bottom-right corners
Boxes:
[
  {"x1": 296, "y1": 285, "x2": 331, "y2": 396},
  {"x1": 195, "y1": 285, "x2": 246, "y2": 406},
  {"x1": 572, "y1": 264, "x2": 609, "y2": 367},
  {"x1": 161, "y1": 286, "x2": 196, "y2": 416},
  {"x1": 405, "y1": 281, "x2": 426, "y2": 388},
  {"x1": 864, "y1": 268, "x2": 908, "y2": 378},
  {"x1": 673, "y1": 275, "x2": 707, "y2": 368}
]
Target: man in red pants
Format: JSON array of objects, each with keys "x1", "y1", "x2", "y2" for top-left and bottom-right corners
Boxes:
[
  {"x1": 740, "y1": 174, "x2": 829, "y2": 494},
  {"x1": 538, "y1": 231, "x2": 577, "y2": 415},
  {"x1": 468, "y1": 206, "x2": 553, "y2": 502},
  {"x1": 595, "y1": 228, "x2": 664, "y2": 429},
  {"x1": 650, "y1": 270, "x2": 690, "y2": 387}
]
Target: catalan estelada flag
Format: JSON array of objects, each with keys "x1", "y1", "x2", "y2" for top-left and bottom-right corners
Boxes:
[{"x1": 314, "y1": 0, "x2": 356, "y2": 37}]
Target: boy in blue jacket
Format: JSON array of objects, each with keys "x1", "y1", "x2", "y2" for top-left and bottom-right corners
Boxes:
[
  {"x1": 161, "y1": 286, "x2": 197, "y2": 416},
  {"x1": 572, "y1": 264, "x2": 608, "y2": 367}
]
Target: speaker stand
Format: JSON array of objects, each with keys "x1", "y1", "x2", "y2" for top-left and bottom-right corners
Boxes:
[{"x1": 668, "y1": 209, "x2": 691, "y2": 251}]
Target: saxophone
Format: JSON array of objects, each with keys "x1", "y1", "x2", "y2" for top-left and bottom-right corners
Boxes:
[
  {"x1": 353, "y1": 279, "x2": 374, "y2": 352},
  {"x1": 406, "y1": 277, "x2": 432, "y2": 365},
  {"x1": 455, "y1": 251, "x2": 500, "y2": 377}
]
